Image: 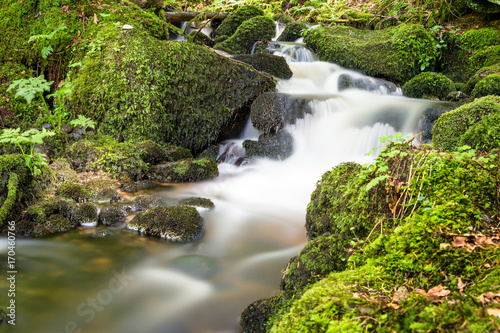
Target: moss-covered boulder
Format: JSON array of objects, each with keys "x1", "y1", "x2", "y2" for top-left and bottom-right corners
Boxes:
[
  {"x1": 215, "y1": 16, "x2": 276, "y2": 55},
  {"x1": 56, "y1": 180, "x2": 92, "y2": 202},
  {"x1": 277, "y1": 21, "x2": 308, "y2": 42},
  {"x1": 280, "y1": 235, "x2": 350, "y2": 294},
  {"x1": 233, "y1": 53, "x2": 293, "y2": 79},
  {"x1": 471, "y1": 73, "x2": 500, "y2": 99},
  {"x1": 132, "y1": 194, "x2": 162, "y2": 211},
  {"x1": 18, "y1": 196, "x2": 77, "y2": 236},
  {"x1": 432, "y1": 95, "x2": 500, "y2": 151},
  {"x1": 136, "y1": 140, "x2": 167, "y2": 165},
  {"x1": 177, "y1": 197, "x2": 215, "y2": 210},
  {"x1": 150, "y1": 158, "x2": 219, "y2": 183},
  {"x1": 402, "y1": 72, "x2": 456, "y2": 100},
  {"x1": 465, "y1": 63, "x2": 500, "y2": 94},
  {"x1": 304, "y1": 24, "x2": 440, "y2": 83},
  {"x1": 240, "y1": 296, "x2": 283, "y2": 333},
  {"x1": 460, "y1": 28, "x2": 500, "y2": 51},
  {"x1": 99, "y1": 206, "x2": 128, "y2": 226},
  {"x1": 70, "y1": 29, "x2": 275, "y2": 153},
  {"x1": 128, "y1": 206, "x2": 203, "y2": 241},
  {"x1": 467, "y1": 0, "x2": 500, "y2": 13},
  {"x1": 72, "y1": 202, "x2": 99, "y2": 227},
  {"x1": 129, "y1": 0, "x2": 163, "y2": 9},
  {"x1": 466, "y1": 45, "x2": 500, "y2": 75},
  {"x1": 214, "y1": 5, "x2": 264, "y2": 38},
  {"x1": 459, "y1": 111, "x2": 500, "y2": 151},
  {"x1": 250, "y1": 93, "x2": 312, "y2": 134}
]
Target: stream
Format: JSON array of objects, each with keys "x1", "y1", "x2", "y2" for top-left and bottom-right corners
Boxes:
[{"x1": 0, "y1": 36, "x2": 437, "y2": 333}]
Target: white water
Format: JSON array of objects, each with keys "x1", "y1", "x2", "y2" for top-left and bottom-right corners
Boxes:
[{"x1": 1, "y1": 47, "x2": 439, "y2": 333}]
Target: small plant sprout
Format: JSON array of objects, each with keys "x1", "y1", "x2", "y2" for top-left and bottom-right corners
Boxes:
[{"x1": 70, "y1": 115, "x2": 96, "y2": 139}]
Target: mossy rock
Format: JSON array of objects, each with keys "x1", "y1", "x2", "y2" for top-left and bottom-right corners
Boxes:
[
  {"x1": 466, "y1": 45, "x2": 500, "y2": 75},
  {"x1": 56, "y1": 180, "x2": 92, "y2": 202},
  {"x1": 304, "y1": 24, "x2": 440, "y2": 83},
  {"x1": 471, "y1": 73, "x2": 500, "y2": 99},
  {"x1": 165, "y1": 145, "x2": 193, "y2": 162},
  {"x1": 402, "y1": 72, "x2": 456, "y2": 100},
  {"x1": 99, "y1": 206, "x2": 128, "y2": 226},
  {"x1": 150, "y1": 158, "x2": 219, "y2": 183},
  {"x1": 459, "y1": 111, "x2": 500, "y2": 151},
  {"x1": 467, "y1": 0, "x2": 500, "y2": 13},
  {"x1": 432, "y1": 95, "x2": 500, "y2": 151},
  {"x1": 250, "y1": 93, "x2": 312, "y2": 134},
  {"x1": 277, "y1": 21, "x2": 308, "y2": 42},
  {"x1": 19, "y1": 213, "x2": 76, "y2": 237},
  {"x1": 177, "y1": 197, "x2": 215, "y2": 210},
  {"x1": 70, "y1": 29, "x2": 274, "y2": 153},
  {"x1": 129, "y1": 0, "x2": 163, "y2": 9},
  {"x1": 214, "y1": 5, "x2": 264, "y2": 38},
  {"x1": 272, "y1": 14, "x2": 294, "y2": 25},
  {"x1": 49, "y1": 158, "x2": 78, "y2": 184},
  {"x1": 136, "y1": 140, "x2": 167, "y2": 165},
  {"x1": 465, "y1": 63, "x2": 500, "y2": 94},
  {"x1": 72, "y1": 202, "x2": 99, "y2": 227},
  {"x1": 79, "y1": 174, "x2": 121, "y2": 202},
  {"x1": 197, "y1": 145, "x2": 220, "y2": 161},
  {"x1": 233, "y1": 53, "x2": 293, "y2": 79},
  {"x1": 419, "y1": 104, "x2": 459, "y2": 143},
  {"x1": 243, "y1": 130, "x2": 295, "y2": 161},
  {"x1": 189, "y1": 30, "x2": 214, "y2": 47},
  {"x1": 215, "y1": 16, "x2": 276, "y2": 55},
  {"x1": 459, "y1": 28, "x2": 500, "y2": 51},
  {"x1": 280, "y1": 235, "x2": 350, "y2": 294},
  {"x1": 240, "y1": 296, "x2": 283, "y2": 333},
  {"x1": 127, "y1": 205, "x2": 203, "y2": 241},
  {"x1": 132, "y1": 194, "x2": 162, "y2": 211}
]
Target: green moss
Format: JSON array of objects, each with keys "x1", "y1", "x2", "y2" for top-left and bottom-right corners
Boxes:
[
  {"x1": 165, "y1": 145, "x2": 193, "y2": 161},
  {"x1": 466, "y1": 45, "x2": 500, "y2": 74},
  {"x1": 128, "y1": 205, "x2": 203, "y2": 241},
  {"x1": 459, "y1": 111, "x2": 500, "y2": 151},
  {"x1": 136, "y1": 140, "x2": 167, "y2": 165},
  {"x1": 56, "y1": 180, "x2": 92, "y2": 202},
  {"x1": 240, "y1": 296, "x2": 284, "y2": 333},
  {"x1": 277, "y1": 21, "x2": 307, "y2": 42},
  {"x1": 177, "y1": 197, "x2": 215, "y2": 210},
  {"x1": 471, "y1": 73, "x2": 500, "y2": 99},
  {"x1": 214, "y1": 5, "x2": 264, "y2": 38},
  {"x1": 465, "y1": 62, "x2": 500, "y2": 94},
  {"x1": 467, "y1": 0, "x2": 500, "y2": 13},
  {"x1": 99, "y1": 206, "x2": 127, "y2": 225},
  {"x1": 272, "y1": 14, "x2": 294, "y2": 24},
  {"x1": 72, "y1": 202, "x2": 98, "y2": 226},
  {"x1": 233, "y1": 53, "x2": 293, "y2": 79},
  {"x1": 215, "y1": 16, "x2": 276, "y2": 55},
  {"x1": 432, "y1": 95, "x2": 500, "y2": 151},
  {"x1": 402, "y1": 72, "x2": 456, "y2": 100},
  {"x1": 0, "y1": 173, "x2": 20, "y2": 227},
  {"x1": 459, "y1": 28, "x2": 500, "y2": 51},
  {"x1": 304, "y1": 24, "x2": 440, "y2": 83}
]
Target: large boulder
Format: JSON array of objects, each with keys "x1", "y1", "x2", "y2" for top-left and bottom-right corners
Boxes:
[
  {"x1": 128, "y1": 206, "x2": 203, "y2": 241},
  {"x1": 69, "y1": 29, "x2": 275, "y2": 153},
  {"x1": 304, "y1": 24, "x2": 440, "y2": 83},
  {"x1": 215, "y1": 16, "x2": 276, "y2": 55},
  {"x1": 233, "y1": 53, "x2": 293, "y2": 79},
  {"x1": 465, "y1": 63, "x2": 500, "y2": 94},
  {"x1": 278, "y1": 21, "x2": 308, "y2": 42},
  {"x1": 432, "y1": 95, "x2": 500, "y2": 151},
  {"x1": 402, "y1": 72, "x2": 456, "y2": 100},
  {"x1": 243, "y1": 131, "x2": 294, "y2": 161},
  {"x1": 471, "y1": 74, "x2": 500, "y2": 99}
]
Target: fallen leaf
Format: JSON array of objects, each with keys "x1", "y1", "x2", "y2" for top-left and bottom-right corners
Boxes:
[
  {"x1": 487, "y1": 308, "x2": 500, "y2": 318},
  {"x1": 453, "y1": 237, "x2": 466, "y2": 247},
  {"x1": 440, "y1": 243, "x2": 450, "y2": 249},
  {"x1": 93, "y1": 13, "x2": 98, "y2": 24},
  {"x1": 415, "y1": 289, "x2": 428, "y2": 296},
  {"x1": 427, "y1": 285, "x2": 451, "y2": 300},
  {"x1": 478, "y1": 292, "x2": 500, "y2": 305},
  {"x1": 457, "y1": 278, "x2": 465, "y2": 292},
  {"x1": 476, "y1": 236, "x2": 499, "y2": 248}
]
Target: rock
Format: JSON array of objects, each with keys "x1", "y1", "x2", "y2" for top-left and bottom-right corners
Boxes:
[
  {"x1": 250, "y1": 93, "x2": 313, "y2": 134},
  {"x1": 127, "y1": 206, "x2": 203, "y2": 241},
  {"x1": 60, "y1": 124, "x2": 72, "y2": 133},
  {"x1": 280, "y1": 234, "x2": 350, "y2": 293},
  {"x1": 42, "y1": 123, "x2": 54, "y2": 130},
  {"x1": 70, "y1": 31, "x2": 274, "y2": 154},
  {"x1": 197, "y1": 145, "x2": 220, "y2": 161},
  {"x1": 393, "y1": 286, "x2": 410, "y2": 305},
  {"x1": 91, "y1": 228, "x2": 114, "y2": 238},
  {"x1": 459, "y1": 111, "x2": 500, "y2": 151},
  {"x1": 177, "y1": 197, "x2": 215, "y2": 210},
  {"x1": 272, "y1": 14, "x2": 294, "y2": 24},
  {"x1": 467, "y1": 0, "x2": 500, "y2": 13},
  {"x1": 402, "y1": 72, "x2": 456, "y2": 100},
  {"x1": 243, "y1": 130, "x2": 294, "y2": 161},
  {"x1": 471, "y1": 74, "x2": 500, "y2": 99},
  {"x1": 132, "y1": 194, "x2": 162, "y2": 211},
  {"x1": 18, "y1": 197, "x2": 77, "y2": 236},
  {"x1": 277, "y1": 21, "x2": 308, "y2": 42},
  {"x1": 150, "y1": 158, "x2": 219, "y2": 183},
  {"x1": 129, "y1": 0, "x2": 163, "y2": 9},
  {"x1": 419, "y1": 104, "x2": 458, "y2": 143},
  {"x1": 56, "y1": 180, "x2": 92, "y2": 202},
  {"x1": 432, "y1": 95, "x2": 500, "y2": 151},
  {"x1": 338, "y1": 74, "x2": 398, "y2": 94},
  {"x1": 165, "y1": 145, "x2": 193, "y2": 162},
  {"x1": 136, "y1": 140, "x2": 167, "y2": 165},
  {"x1": 465, "y1": 63, "x2": 500, "y2": 94},
  {"x1": 240, "y1": 296, "x2": 282, "y2": 333},
  {"x1": 304, "y1": 24, "x2": 440, "y2": 83},
  {"x1": 215, "y1": 16, "x2": 276, "y2": 55},
  {"x1": 99, "y1": 206, "x2": 128, "y2": 225},
  {"x1": 49, "y1": 158, "x2": 78, "y2": 183},
  {"x1": 72, "y1": 202, "x2": 99, "y2": 227},
  {"x1": 233, "y1": 53, "x2": 293, "y2": 79},
  {"x1": 214, "y1": 5, "x2": 264, "y2": 38}
]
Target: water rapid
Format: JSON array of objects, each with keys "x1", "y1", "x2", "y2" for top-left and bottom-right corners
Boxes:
[{"x1": 0, "y1": 48, "x2": 438, "y2": 333}]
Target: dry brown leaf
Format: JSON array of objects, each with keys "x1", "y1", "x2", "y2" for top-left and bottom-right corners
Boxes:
[
  {"x1": 487, "y1": 308, "x2": 500, "y2": 318},
  {"x1": 465, "y1": 243, "x2": 476, "y2": 252},
  {"x1": 427, "y1": 285, "x2": 451, "y2": 299},
  {"x1": 415, "y1": 289, "x2": 428, "y2": 296},
  {"x1": 453, "y1": 237, "x2": 466, "y2": 247},
  {"x1": 440, "y1": 243, "x2": 450, "y2": 249},
  {"x1": 478, "y1": 292, "x2": 500, "y2": 305},
  {"x1": 476, "y1": 236, "x2": 499, "y2": 247},
  {"x1": 457, "y1": 278, "x2": 466, "y2": 292},
  {"x1": 93, "y1": 13, "x2": 98, "y2": 24}
]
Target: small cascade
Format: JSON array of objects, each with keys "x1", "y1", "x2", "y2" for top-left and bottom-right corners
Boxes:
[
  {"x1": 265, "y1": 41, "x2": 318, "y2": 62},
  {"x1": 273, "y1": 21, "x2": 286, "y2": 41},
  {"x1": 170, "y1": 21, "x2": 213, "y2": 41}
]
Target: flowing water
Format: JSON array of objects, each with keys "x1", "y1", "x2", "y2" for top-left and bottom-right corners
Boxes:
[{"x1": 0, "y1": 41, "x2": 438, "y2": 333}]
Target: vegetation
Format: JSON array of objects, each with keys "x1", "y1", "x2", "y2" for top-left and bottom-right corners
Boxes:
[{"x1": 402, "y1": 72, "x2": 456, "y2": 100}]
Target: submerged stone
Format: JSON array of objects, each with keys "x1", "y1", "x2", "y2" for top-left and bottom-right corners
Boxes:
[
  {"x1": 128, "y1": 206, "x2": 203, "y2": 241},
  {"x1": 99, "y1": 206, "x2": 128, "y2": 225},
  {"x1": 132, "y1": 194, "x2": 162, "y2": 211}
]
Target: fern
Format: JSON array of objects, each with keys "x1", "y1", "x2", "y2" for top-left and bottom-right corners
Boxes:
[{"x1": 7, "y1": 75, "x2": 53, "y2": 104}]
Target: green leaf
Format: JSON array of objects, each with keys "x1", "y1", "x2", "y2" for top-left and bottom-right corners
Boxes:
[{"x1": 41, "y1": 45, "x2": 53, "y2": 59}]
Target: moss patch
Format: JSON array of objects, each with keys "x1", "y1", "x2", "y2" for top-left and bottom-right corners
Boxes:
[
  {"x1": 402, "y1": 72, "x2": 456, "y2": 100},
  {"x1": 214, "y1": 5, "x2": 264, "y2": 38},
  {"x1": 471, "y1": 73, "x2": 500, "y2": 99},
  {"x1": 150, "y1": 158, "x2": 219, "y2": 183}
]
